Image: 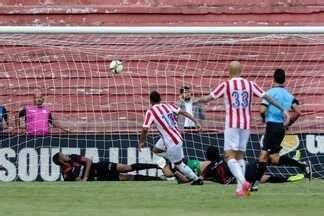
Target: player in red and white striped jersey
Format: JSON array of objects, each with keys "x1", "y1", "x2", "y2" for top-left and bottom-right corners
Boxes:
[
  {"x1": 195, "y1": 61, "x2": 288, "y2": 197},
  {"x1": 139, "y1": 90, "x2": 203, "y2": 185}
]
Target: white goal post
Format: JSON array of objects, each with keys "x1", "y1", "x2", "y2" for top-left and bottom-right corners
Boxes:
[{"x1": 0, "y1": 26, "x2": 323, "y2": 34}]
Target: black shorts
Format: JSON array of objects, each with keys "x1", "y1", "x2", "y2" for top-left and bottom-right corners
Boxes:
[
  {"x1": 92, "y1": 161, "x2": 120, "y2": 181},
  {"x1": 262, "y1": 122, "x2": 285, "y2": 154},
  {"x1": 245, "y1": 163, "x2": 258, "y2": 183}
]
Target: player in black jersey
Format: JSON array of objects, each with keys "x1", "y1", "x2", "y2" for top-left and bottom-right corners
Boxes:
[
  {"x1": 53, "y1": 152, "x2": 163, "y2": 181},
  {"x1": 161, "y1": 146, "x2": 304, "y2": 185}
]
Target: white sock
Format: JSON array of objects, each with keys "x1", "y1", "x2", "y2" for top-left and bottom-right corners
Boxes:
[
  {"x1": 175, "y1": 162, "x2": 199, "y2": 181},
  {"x1": 238, "y1": 159, "x2": 246, "y2": 176},
  {"x1": 237, "y1": 159, "x2": 246, "y2": 192},
  {"x1": 227, "y1": 159, "x2": 246, "y2": 186}
]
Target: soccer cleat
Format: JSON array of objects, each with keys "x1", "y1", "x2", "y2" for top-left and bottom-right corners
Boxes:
[
  {"x1": 250, "y1": 183, "x2": 259, "y2": 192},
  {"x1": 242, "y1": 181, "x2": 251, "y2": 194},
  {"x1": 191, "y1": 178, "x2": 204, "y2": 185},
  {"x1": 287, "y1": 174, "x2": 304, "y2": 182},
  {"x1": 235, "y1": 190, "x2": 246, "y2": 198}
]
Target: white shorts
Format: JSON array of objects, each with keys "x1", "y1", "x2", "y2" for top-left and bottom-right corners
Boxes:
[
  {"x1": 224, "y1": 128, "x2": 250, "y2": 152},
  {"x1": 154, "y1": 138, "x2": 184, "y2": 163}
]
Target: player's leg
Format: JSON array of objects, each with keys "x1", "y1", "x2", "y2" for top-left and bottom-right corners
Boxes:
[
  {"x1": 168, "y1": 144, "x2": 202, "y2": 185},
  {"x1": 254, "y1": 150, "x2": 269, "y2": 185},
  {"x1": 224, "y1": 128, "x2": 248, "y2": 196},
  {"x1": 270, "y1": 153, "x2": 311, "y2": 180},
  {"x1": 152, "y1": 138, "x2": 167, "y2": 158},
  {"x1": 119, "y1": 174, "x2": 164, "y2": 181},
  {"x1": 245, "y1": 162, "x2": 258, "y2": 183},
  {"x1": 253, "y1": 123, "x2": 282, "y2": 190},
  {"x1": 237, "y1": 129, "x2": 250, "y2": 179},
  {"x1": 116, "y1": 163, "x2": 159, "y2": 173},
  {"x1": 158, "y1": 157, "x2": 190, "y2": 183}
]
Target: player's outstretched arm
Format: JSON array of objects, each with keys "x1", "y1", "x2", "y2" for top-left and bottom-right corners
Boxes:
[
  {"x1": 178, "y1": 110, "x2": 201, "y2": 130},
  {"x1": 193, "y1": 95, "x2": 214, "y2": 105},
  {"x1": 138, "y1": 127, "x2": 149, "y2": 151},
  {"x1": 50, "y1": 114, "x2": 70, "y2": 133}
]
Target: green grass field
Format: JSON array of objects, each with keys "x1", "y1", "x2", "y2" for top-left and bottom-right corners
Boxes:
[{"x1": 0, "y1": 180, "x2": 323, "y2": 216}]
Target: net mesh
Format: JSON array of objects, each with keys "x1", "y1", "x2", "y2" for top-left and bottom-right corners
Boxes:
[{"x1": 0, "y1": 33, "x2": 323, "y2": 181}]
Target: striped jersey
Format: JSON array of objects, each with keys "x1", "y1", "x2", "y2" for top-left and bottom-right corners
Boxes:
[
  {"x1": 210, "y1": 77, "x2": 265, "y2": 129},
  {"x1": 143, "y1": 103, "x2": 183, "y2": 145}
]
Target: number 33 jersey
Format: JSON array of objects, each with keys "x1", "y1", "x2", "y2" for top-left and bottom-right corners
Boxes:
[{"x1": 210, "y1": 77, "x2": 265, "y2": 129}]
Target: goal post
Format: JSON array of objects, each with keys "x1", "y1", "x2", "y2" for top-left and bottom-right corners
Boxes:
[
  {"x1": 0, "y1": 26, "x2": 323, "y2": 181},
  {"x1": 0, "y1": 26, "x2": 324, "y2": 34}
]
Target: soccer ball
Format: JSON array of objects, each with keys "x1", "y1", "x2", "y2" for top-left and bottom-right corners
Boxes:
[{"x1": 109, "y1": 60, "x2": 123, "y2": 74}]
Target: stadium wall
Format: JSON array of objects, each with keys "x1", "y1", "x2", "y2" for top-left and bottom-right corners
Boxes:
[{"x1": 0, "y1": 1, "x2": 324, "y2": 26}]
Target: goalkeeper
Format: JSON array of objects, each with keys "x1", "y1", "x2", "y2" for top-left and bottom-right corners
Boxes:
[{"x1": 161, "y1": 146, "x2": 304, "y2": 185}]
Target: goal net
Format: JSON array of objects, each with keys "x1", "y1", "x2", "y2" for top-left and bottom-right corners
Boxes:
[{"x1": 0, "y1": 28, "x2": 323, "y2": 181}]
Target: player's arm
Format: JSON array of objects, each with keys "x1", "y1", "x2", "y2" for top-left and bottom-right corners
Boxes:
[
  {"x1": 194, "y1": 95, "x2": 214, "y2": 104},
  {"x1": 260, "y1": 104, "x2": 267, "y2": 122},
  {"x1": 251, "y1": 81, "x2": 289, "y2": 121},
  {"x1": 286, "y1": 99, "x2": 301, "y2": 127},
  {"x1": 81, "y1": 157, "x2": 92, "y2": 182},
  {"x1": 138, "y1": 127, "x2": 149, "y2": 151},
  {"x1": 139, "y1": 110, "x2": 153, "y2": 151},
  {"x1": 262, "y1": 94, "x2": 290, "y2": 124},
  {"x1": 49, "y1": 113, "x2": 70, "y2": 132},
  {"x1": 194, "y1": 82, "x2": 225, "y2": 105},
  {"x1": 178, "y1": 110, "x2": 201, "y2": 130},
  {"x1": 16, "y1": 108, "x2": 26, "y2": 130},
  {"x1": 2, "y1": 107, "x2": 10, "y2": 129}
]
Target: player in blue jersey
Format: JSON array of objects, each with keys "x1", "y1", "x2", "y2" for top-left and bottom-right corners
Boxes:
[{"x1": 252, "y1": 69, "x2": 312, "y2": 191}]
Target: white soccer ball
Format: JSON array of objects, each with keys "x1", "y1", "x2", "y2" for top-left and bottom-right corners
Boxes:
[{"x1": 109, "y1": 60, "x2": 123, "y2": 74}]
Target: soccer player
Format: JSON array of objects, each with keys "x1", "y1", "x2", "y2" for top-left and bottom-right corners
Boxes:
[
  {"x1": 161, "y1": 146, "x2": 305, "y2": 185},
  {"x1": 253, "y1": 68, "x2": 311, "y2": 191},
  {"x1": 16, "y1": 90, "x2": 69, "y2": 136},
  {"x1": 138, "y1": 90, "x2": 203, "y2": 185},
  {"x1": 177, "y1": 86, "x2": 205, "y2": 129},
  {"x1": 53, "y1": 152, "x2": 163, "y2": 181},
  {"x1": 194, "y1": 61, "x2": 289, "y2": 197}
]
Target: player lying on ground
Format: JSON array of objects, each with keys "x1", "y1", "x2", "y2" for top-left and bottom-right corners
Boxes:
[
  {"x1": 139, "y1": 90, "x2": 203, "y2": 185},
  {"x1": 160, "y1": 146, "x2": 305, "y2": 185},
  {"x1": 53, "y1": 152, "x2": 163, "y2": 181}
]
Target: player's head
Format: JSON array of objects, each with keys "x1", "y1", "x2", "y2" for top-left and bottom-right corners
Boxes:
[
  {"x1": 229, "y1": 61, "x2": 242, "y2": 78},
  {"x1": 34, "y1": 89, "x2": 44, "y2": 106},
  {"x1": 205, "y1": 145, "x2": 220, "y2": 162},
  {"x1": 150, "y1": 90, "x2": 161, "y2": 105},
  {"x1": 53, "y1": 152, "x2": 70, "y2": 166},
  {"x1": 180, "y1": 86, "x2": 191, "y2": 101},
  {"x1": 274, "y1": 68, "x2": 286, "y2": 84}
]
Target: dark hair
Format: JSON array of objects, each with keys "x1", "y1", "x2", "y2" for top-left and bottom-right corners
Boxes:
[
  {"x1": 52, "y1": 152, "x2": 61, "y2": 166},
  {"x1": 150, "y1": 90, "x2": 161, "y2": 104},
  {"x1": 274, "y1": 68, "x2": 285, "y2": 84},
  {"x1": 205, "y1": 146, "x2": 220, "y2": 162},
  {"x1": 180, "y1": 86, "x2": 190, "y2": 94}
]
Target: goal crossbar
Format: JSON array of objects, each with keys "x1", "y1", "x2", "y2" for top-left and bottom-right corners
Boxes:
[{"x1": 0, "y1": 26, "x2": 324, "y2": 34}]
